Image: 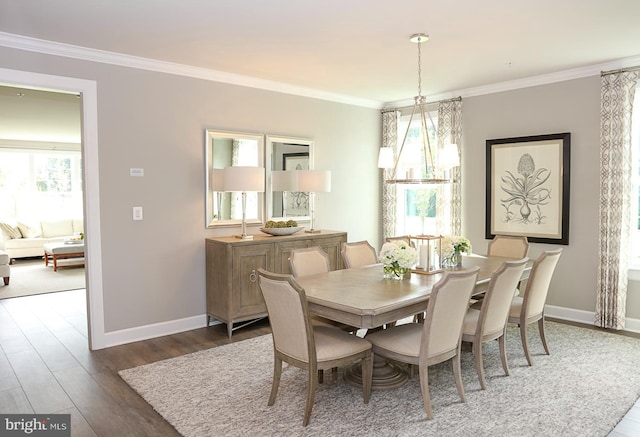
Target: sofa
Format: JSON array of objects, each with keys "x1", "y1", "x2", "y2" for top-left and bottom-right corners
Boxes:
[{"x1": 0, "y1": 219, "x2": 84, "y2": 261}]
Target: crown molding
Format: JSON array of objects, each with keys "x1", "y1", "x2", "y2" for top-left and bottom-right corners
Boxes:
[{"x1": 0, "y1": 32, "x2": 383, "y2": 109}]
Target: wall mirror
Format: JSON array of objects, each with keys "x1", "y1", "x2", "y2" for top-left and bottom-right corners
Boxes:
[
  {"x1": 205, "y1": 129, "x2": 264, "y2": 228},
  {"x1": 266, "y1": 135, "x2": 313, "y2": 223}
]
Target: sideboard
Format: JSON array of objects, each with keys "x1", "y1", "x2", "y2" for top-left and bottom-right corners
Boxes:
[{"x1": 205, "y1": 230, "x2": 347, "y2": 337}]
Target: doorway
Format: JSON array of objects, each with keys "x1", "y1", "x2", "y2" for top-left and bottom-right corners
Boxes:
[{"x1": 0, "y1": 67, "x2": 105, "y2": 350}]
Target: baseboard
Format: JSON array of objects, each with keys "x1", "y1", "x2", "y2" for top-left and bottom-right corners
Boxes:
[
  {"x1": 102, "y1": 314, "x2": 207, "y2": 349},
  {"x1": 545, "y1": 304, "x2": 640, "y2": 334},
  {"x1": 100, "y1": 306, "x2": 640, "y2": 349}
]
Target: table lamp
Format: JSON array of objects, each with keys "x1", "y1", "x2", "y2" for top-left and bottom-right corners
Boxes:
[
  {"x1": 296, "y1": 170, "x2": 331, "y2": 233},
  {"x1": 223, "y1": 166, "x2": 265, "y2": 240}
]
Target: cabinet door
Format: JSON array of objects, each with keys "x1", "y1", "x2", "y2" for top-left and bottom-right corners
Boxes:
[
  {"x1": 274, "y1": 239, "x2": 310, "y2": 274},
  {"x1": 313, "y1": 236, "x2": 346, "y2": 270},
  {"x1": 232, "y1": 243, "x2": 274, "y2": 318}
]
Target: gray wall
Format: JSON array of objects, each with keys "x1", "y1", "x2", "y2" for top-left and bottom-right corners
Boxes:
[
  {"x1": 0, "y1": 46, "x2": 381, "y2": 333},
  {"x1": 461, "y1": 77, "x2": 638, "y2": 318}
]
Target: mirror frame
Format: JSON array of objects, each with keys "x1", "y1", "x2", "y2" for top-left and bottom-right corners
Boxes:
[
  {"x1": 205, "y1": 129, "x2": 265, "y2": 228},
  {"x1": 265, "y1": 135, "x2": 314, "y2": 223}
]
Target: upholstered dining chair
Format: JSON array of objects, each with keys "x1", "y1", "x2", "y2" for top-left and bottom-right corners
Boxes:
[
  {"x1": 461, "y1": 258, "x2": 529, "y2": 390},
  {"x1": 366, "y1": 267, "x2": 480, "y2": 419},
  {"x1": 289, "y1": 246, "x2": 358, "y2": 334},
  {"x1": 385, "y1": 235, "x2": 416, "y2": 248},
  {"x1": 509, "y1": 248, "x2": 562, "y2": 366},
  {"x1": 257, "y1": 269, "x2": 372, "y2": 427},
  {"x1": 341, "y1": 240, "x2": 378, "y2": 268},
  {"x1": 488, "y1": 235, "x2": 529, "y2": 259}
]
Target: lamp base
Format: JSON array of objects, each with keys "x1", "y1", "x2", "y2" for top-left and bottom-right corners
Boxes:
[
  {"x1": 305, "y1": 229, "x2": 321, "y2": 234},
  {"x1": 234, "y1": 234, "x2": 254, "y2": 240}
]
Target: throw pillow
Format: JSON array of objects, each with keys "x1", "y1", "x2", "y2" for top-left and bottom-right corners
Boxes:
[
  {"x1": 17, "y1": 222, "x2": 42, "y2": 239},
  {"x1": 0, "y1": 222, "x2": 23, "y2": 239}
]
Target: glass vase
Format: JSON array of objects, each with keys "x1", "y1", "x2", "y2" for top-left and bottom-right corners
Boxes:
[
  {"x1": 383, "y1": 265, "x2": 412, "y2": 280},
  {"x1": 443, "y1": 251, "x2": 463, "y2": 268}
]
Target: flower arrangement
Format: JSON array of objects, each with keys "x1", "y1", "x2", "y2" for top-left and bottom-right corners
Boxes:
[
  {"x1": 440, "y1": 235, "x2": 472, "y2": 267},
  {"x1": 379, "y1": 240, "x2": 418, "y2": 279}
]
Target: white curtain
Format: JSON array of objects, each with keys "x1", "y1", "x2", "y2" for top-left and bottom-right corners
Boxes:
[
  {"x1": 436, "y1": 99, "x2": 463, "y2": 236},
  {"x1": 596, "y1": 70, "x2": 639, "y2": 330},
  {"x1": 381, "y1": 110, "x2": 399, "y2": 241}
]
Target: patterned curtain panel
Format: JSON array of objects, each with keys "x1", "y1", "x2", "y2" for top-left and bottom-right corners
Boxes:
[
  {"x1": 436, "y1": 99, "x2": 463, "y2": 236},
  {"x1": 381, "y1": 110, "x2": 398, "y2": 241},
  {"x1": 596, "y1": 71, "x2": 639, "y2": 330}
]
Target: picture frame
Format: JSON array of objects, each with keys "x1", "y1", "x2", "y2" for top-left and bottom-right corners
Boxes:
[
  {"x1": 485, "y1": 133, "x2": 570, "y2": 245},
  {"x1": 282, "y1": 153, "x2": 309, "y2": 217}
]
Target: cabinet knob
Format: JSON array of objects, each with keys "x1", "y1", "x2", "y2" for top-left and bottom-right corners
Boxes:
[{"x1": 249, "y1": 269, "x2": 257, "y2": 283}]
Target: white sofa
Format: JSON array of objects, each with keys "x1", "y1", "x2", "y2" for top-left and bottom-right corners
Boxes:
[{"x1": 0, "y1": 219, "x2": 83, "y2": 261}]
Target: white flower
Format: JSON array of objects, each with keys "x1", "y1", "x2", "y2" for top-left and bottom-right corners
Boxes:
[
  {"x1": 439, "y1": 235, "x2": 472, "y2": 260},
  {"x1": 379, "y1": 240, "x2": 418, "y2": 269}
]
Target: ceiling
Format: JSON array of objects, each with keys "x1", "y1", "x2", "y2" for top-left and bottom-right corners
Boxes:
[{"x1": 1, "y1": 0, "x2": 640, "y2": 107}]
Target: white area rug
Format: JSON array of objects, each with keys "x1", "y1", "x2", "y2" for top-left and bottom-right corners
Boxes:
[
  {"x1": 119, "y1": 322, "x2": 640, "y2": 437},
  {"x1": 0, "y1": 258, "x2": 85, "y2": 299}
]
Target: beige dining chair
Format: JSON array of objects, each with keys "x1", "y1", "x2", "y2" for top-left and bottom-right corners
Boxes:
[
  {"x1": 366, "y1": 267, "x2": 480, "y2": 419},
  {"x1": 257, "y1": 269, "x2": 372, "y2": 427},
  {"x1": 341, "y1": 240, "x2": 378, "y2": 268},
  {"x1": 385, "y1": 235, "x2": 416, "y2": 248},
  {"x1": 488, "y1": 235, "x2": 529, "y2": 259},
  {"x1": 508, "y1": 248, "x2": 562, "y2": 366},
  {"x1": 289, "y1": 246, "x2": 358, "y2": 334},
  {"x1": 461, "y1": 258, "x2": 529, "y2": 389}
]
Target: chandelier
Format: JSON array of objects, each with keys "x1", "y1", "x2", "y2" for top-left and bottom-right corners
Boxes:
[{"x1": 378, "y1": 33, "x2": 459, "y2": 184}]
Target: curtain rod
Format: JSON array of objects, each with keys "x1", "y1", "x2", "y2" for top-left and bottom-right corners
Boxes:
[
  {"x1": 601, "y1": 66, "x2": 640, "y2": 76},
  {"x1": 381, "y1": 96, "x2": 462, "y2": 113}
]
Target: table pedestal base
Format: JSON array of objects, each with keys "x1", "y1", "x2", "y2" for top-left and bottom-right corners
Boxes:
[{"x1": 344, "y1": 356, "x2": 408, "y2": 391}]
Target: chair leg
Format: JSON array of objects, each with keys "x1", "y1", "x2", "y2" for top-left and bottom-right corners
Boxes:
[
  {"x1": 361, "y1": 354, "x2": 372, "y2": 404},
  {"x1": 520, "y1": 322, "x2": 533, "y2": 366},
  {"x1": 318, "y1": 369, "x2": 323, "y2": 384},
  {"x1": 452, "y1": 351, "x2": 467, "y2": 403},
  {"x1": 538, "y1": 317, "x2": 550, "y2": 355},
  {"x1": 2, "y1": 276, "x2": 8, "y2": 285},
  {"x1": 473, "y1": 340, "x2": 487, "y2": 390},
  {"x1": 418, "y1": 363, "x2": 434, "y2": 420},
  {"x1": 303, "y1": 367, "x2": 318, "y2": 426},
  {"x1": 499, "y1": 332, "x2": 510, "y2": 376},
  {"x1": 268, "y1": 357, "x2": 282, "y2": 406}
]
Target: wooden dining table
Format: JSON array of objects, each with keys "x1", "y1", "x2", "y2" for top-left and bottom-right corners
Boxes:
[{"x1": 295, "y1": 254, "x2": 532, "y2": 390}]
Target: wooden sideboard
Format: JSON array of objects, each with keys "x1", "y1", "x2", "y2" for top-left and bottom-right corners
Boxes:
[{"x1": 205, "y1": 230, "x2": 347, "y2": 337}]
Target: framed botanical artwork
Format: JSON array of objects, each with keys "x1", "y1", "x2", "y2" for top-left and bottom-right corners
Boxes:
[
  {"x1": 486, "y1": 132, "x2": 570, "y2": 245},
  {"x1": 282, "y1": 153, "x2": 309, "y2": 217}
]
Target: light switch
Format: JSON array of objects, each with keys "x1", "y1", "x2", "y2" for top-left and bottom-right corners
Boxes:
[
  {"x1": 130, "y1": 168, "x2": 144, "y2": 177},
  {"x1": 133, "y1": 206, "x2": 143, "y2": 221}
]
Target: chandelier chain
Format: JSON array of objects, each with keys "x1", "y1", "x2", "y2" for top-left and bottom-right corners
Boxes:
[{"x1": 417, "y1": 38, "x2": 422, "y2": 97}]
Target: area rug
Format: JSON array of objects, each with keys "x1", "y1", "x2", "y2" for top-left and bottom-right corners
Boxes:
[
  {"x1": 119, "y1": 322, "x2": 640, "y2": 437},
  {"x1": 0, "y1": 258, "x2": 85, "y2": 299}
]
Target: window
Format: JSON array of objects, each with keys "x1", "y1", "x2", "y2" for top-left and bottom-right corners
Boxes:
[
  {"x1": 393, "y1": 110, "x2": 440, "y2": 236},
  {"x1": 0, "y1": 148, "x2": 83, "y2": 221}
]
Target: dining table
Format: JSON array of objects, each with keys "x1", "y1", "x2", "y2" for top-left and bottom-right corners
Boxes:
[{"x1": 294, "y1": 254, "x2": 532, "y2": 390}]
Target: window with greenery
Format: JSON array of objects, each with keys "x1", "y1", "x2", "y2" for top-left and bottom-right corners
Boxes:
[
  {"x1": 393, "y1": 110, "x2": 440, "y2": 236},
  {"x1": 0, "y1": 148, "x2": 82, "y2": 221}
]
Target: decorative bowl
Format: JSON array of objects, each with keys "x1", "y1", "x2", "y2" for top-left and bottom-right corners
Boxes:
[{"x1": 260, "y1": 226, "x2": 303, "y2": 236}]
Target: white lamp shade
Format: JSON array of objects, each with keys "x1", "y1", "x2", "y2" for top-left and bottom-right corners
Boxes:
[
  {"x1": 271, "y1": 170, "x2": 297, "y2": 191},
  {"x1": 223, "y1": 166, "x2": 265, "y2": 192},
  {"x1": 377, "y1": 147, "x2": 395, "y2": 169},
  {"x1": 440, "y1": 143, "x2": 460, "y2": 169},
  {"x1": 210, "y1": 168, "x2": 225, "y2": 191},
  {"x1": 296, "y1": 170, "x2": 331, "y2": 193}
]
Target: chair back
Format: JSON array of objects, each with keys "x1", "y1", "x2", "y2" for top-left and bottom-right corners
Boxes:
[
  {"x1": 488, "y1": 235, "x2": 529, "y2": 259},
  {"x1": 521, "y1": 249, "x2": 562, "y2": 318},
  {"x1": 385, "y1": 235, "x2": 416, "y2": 248},
  {"x1": 342, "y1": 241, "x2": 378, "y2": 268},
  {"x1": 257, "y1": 269, "x2": 314, "y2": 363},
  {"x1": 479, "y1": 258, "x2": 529, "y2": 336},
  {"x1": 289, "y1": 246, "x2": 330, "y2": 278},
  {"x1": 421, "y1": 267, "x2": 480, "y2": 359}
]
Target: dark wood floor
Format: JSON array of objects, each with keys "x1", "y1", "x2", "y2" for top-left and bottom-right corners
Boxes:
[
  {"x1": 2, "y1": 289, "x2": 639, "y2": 436},
  {"x1": 0, "y1": 289, "x2": 271, "y2": 437}
]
